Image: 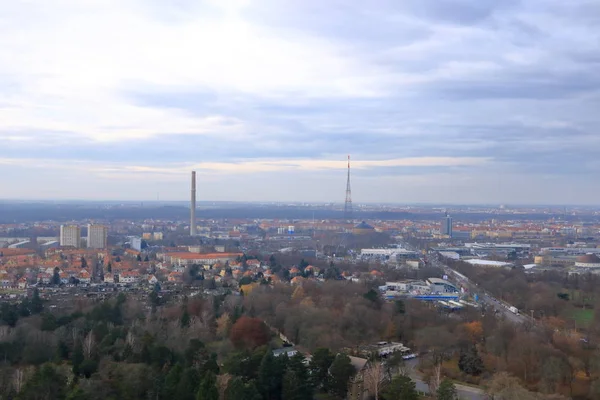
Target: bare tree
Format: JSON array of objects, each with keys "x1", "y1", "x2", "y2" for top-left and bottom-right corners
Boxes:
[
  {"x1": 83, "y1": 330, "x2": 96, "y2": 358},
  {"x1": 364, "y1": 361, "x2": 386, "y2": 400}
]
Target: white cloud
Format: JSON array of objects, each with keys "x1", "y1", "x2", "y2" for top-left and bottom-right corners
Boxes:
[{"x1": 0, "y1": 0, "x2": 401, "y2": 143}]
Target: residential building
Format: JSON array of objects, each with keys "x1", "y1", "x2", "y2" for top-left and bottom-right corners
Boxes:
[
  {"x1": 60, "y1": 225, "x2": 81, "y2": 248},
  {"x1": 130, "y1": 237, "x2": 142, "y2": 252},
  {"x1": 87, "y1": 224, "x2": 108, "y2": 249}
]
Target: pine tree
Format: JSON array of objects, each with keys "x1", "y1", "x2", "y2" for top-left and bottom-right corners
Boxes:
[
  {"x1": 382, "y1": 375, "x2": 419, "y2": 400},
  {"x1": 258, "y1": 350, "x2": 284, "y2": 400},
  {"x1": 458, "y1": 345, "x2": 484, "y2": 376},
  {"x1": 309, "y1": 348, "x2": 335, "y2": 390},
  {"x1": 328, "y1": 354, "x2": 355, "y2": 399},
  {"x1": 72, "y1": 342, "x2": 84, "y2": 376},
  {"x1": 31, "y1": 288, "x2": 44, "y2": 314},
  {"x1": 283, "y1": 354, "x2": 312, "y2": 400},
  {"x1": 437, "y1": 379, "x2": 457, "y2": 400},
  {"x1": 197, "y1": 372, "x2": 219, "y2": 400}
]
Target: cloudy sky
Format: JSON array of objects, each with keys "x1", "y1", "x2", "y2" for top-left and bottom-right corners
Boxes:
[{"x1": 1, "y1": 0, "x2": 599, "y2": 204}]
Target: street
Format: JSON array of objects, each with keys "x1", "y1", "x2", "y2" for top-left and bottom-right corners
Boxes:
[{"x1": 403, "y1": 358, "x2": 486, "y2": 400}]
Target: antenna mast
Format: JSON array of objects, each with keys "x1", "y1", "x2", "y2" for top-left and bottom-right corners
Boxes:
[{"x1": 344, "y1": 155, "x2": 353, "y2": 221}]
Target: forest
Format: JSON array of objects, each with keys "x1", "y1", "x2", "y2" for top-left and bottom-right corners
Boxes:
[{"x1": 0, "y1": 264, "x2": 599, "y2": 399}]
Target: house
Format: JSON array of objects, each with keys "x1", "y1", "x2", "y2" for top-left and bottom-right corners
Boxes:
[
  {"x1": 168, "y1": 271, "x2": 183, "y2": 283},
  {"x1": 347, "y1": 356, "x2": 370, "y2": 400},
  {"x1": 17, "y1": 276, "x2": 28, "y2": 289},
  {"x1": 290, "y1": 276, "x2": 305, "y2": 285},
  {"x1": 0, "y1": 274, "x2": 12, "y2": 288},
  {"x1": 273, "y1": 347, "x2": 298, "y2": 358},
  {"x1": 119, "y1": 271, "x2": 140, "y2": 284},
  {"x1": 147, "y1": 275, "x2": 158, "y2": 285},
  {"x1": 78, "y1": 269, "x2": 91, "y2": 284},
  {"x1": 38, "y1": 273, "x2": 52, "y2": 284},
  {"x1": 103, "y1": 274, "x2": 115, "y2": 284}
]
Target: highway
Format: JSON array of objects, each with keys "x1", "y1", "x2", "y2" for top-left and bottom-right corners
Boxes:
[{"x1": 428, "y1": 254, "x2": 528, "y2": 325}]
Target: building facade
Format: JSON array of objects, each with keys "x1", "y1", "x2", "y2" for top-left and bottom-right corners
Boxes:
[
  {"x1": 60, "y1": 225, "x2": 81, "y2": 248},
  {"x1": 87, "y1": 224, "x2": 108, "y2": 249},
  {"x1": 441, "y1": 214, "x2": 453, "y2": 237}
]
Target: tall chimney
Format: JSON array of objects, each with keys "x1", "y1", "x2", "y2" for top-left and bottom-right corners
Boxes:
[{"x1": 190, "y1": 171, "x2": 197, "y2": 236}]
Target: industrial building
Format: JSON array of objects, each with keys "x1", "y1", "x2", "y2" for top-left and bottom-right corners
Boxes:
[
  {"x1": 8, "y1": 240, "x2": 30, "y2": 249},
  {"x1": 426, "y1": 278, "x2": 459, "y2": 293}
]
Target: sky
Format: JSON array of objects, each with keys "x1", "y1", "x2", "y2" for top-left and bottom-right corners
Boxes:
[{"x1": 1, "y1": 0, "x2": 599, "y2": 205}]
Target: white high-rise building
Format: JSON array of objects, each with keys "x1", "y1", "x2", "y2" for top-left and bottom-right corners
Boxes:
[
  {"x1": 60, "y1": 225, "x2": 81, "y2": 248},
  {"x1": 87, "y1": 224, "x2": 108, "y2": 249}
]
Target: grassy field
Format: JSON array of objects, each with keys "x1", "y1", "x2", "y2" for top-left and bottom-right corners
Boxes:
[{"x1": 573, "y1": 308, "x2": 594, "y2": 327}]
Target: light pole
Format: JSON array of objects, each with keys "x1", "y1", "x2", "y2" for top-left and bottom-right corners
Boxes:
[{"x1": 530, "y1": 309, "x2": 534, "y2": 322}]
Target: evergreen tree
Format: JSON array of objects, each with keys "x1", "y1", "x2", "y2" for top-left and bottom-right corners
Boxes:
[
  {"x1": 107, "y1": 262, "x2": 112, "y2": 273},
  {"x1": 283, "y1": 354, "x2": 312, "y2": 400},
  {"x1": 226, "y1": 378, "x2": 262, "y2": 400},
  {"x1": 71, "y1": 342, "x2": 84, "y2": 376},
  {"x1": 18, "y1": 364, "x2": 67, "y2": 400},
  {"x1": 458, "y1": 346, "x2": 484, "y2": 376},
  {"x1": 382, "y1": 375, "x2": 419, "y2": 400},
  {"x1": 81, "y1": 257, "x2": 87, "y2": 269},
  {"x1": 197, "y1": 372, "x2": 219, "y2": 400},
  {"x1": 52, "y1": 267, "x2": 61, "y2": 285},
  {"x1": 437, "y1": 379, "x2": 457, "y2": 400},
  {"x1": 176, "y1": 367, "x2": 200, "y2": 400},
  {"x1": 258, "y1": 350, "x2": 284, "y2": 400},
  {"x1": 309, "y1": 348, "x2": 335, "y2": 390},
  {"x1": 137, "y1": 254, "x2": 142, "y2": 262},
  {"x1": 328, "y1": 354, "x2": 355, "y2": 399},
  {"x1": 18, "y1": 297, "x2": 31, "y2": 317},
  {"x1": 163, "y1": 364, "x2": 184, "y2": 398},
  {"x1": 181, "y1": 308, "x2": 191, "y2": 328}
]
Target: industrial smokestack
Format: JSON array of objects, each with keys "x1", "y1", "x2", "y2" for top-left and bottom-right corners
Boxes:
[{"x1": 190, "y1": 171, "x2": 197, "y2": 236}]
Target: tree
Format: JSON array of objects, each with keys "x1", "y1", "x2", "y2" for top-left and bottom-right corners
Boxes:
[
  {"x1": 364, "y1": 362, "x2": 386, "y2": 400},
  {"x1": 280, "y1": 353, "x2": 312, "y2": 400},
  {"x1": 18, "y1": 364, "x2": 67, "y2": 400},
  {"x1": 81, "y1": 257, "x2": 88, "y2": 269},
  {"x1": 363, "y1": 289, "x2": 380, "y2": 306},
  {"x1": 72, "y1": 342, "x2": 84, "y2": 376},
  {"x1": 107, "y1": 262, "x2": 112, "y2": 273},
  {"x1": 485, "y1": 372, "x2": 538, "y2": 400},
  {"x1": 309, "y1": 348, "x2": 335, "y2": 390},
  {"x1": 382, "y1": 375, "x2": 419, "y2": 400},
  {"x1": 31, "y1": 288, "x2": 43, "y2": 314},
  {"x1": 328, "y1": 354, "x2": 355, "y2": 399},
  {"x1": 216, "y1": 313, "x2": 232, "y2": 338},
  {"x1": 225, "y1": 377, "x2": 262, "y2": 400},
  {"x1": 436, "y1": 379, "x2": 457, "y2": 400},
  {"x1": 258, "y1": 350, "x2": 284, "y2": 400},
  {"x1": 239, "y1": 276, "x2": 253, "y2": 286},
  {"x1": 197, "y1": 372, "x2": 219, "y2": 400},
  {"x1": 137, "y1": 254, "x2": 142, "y2": 262},
  {"x1": 394, "y1": 300, "x2": 406, "y2": 314},
  {"x1": 229, "y1": 316, "x2": 270, "y2": 350},
  {"x1": 181, "y1": 308, "x2": 191, "y2": 328},
  {"x1": 52, "y1": 267, "x2": 61, "y2": 285},
  {"x1": 176, "y1": 367, "x2": 201, "y2": 400},
  {"x1": 458, "y1": 345, "x2": 484, "y2": 376}
]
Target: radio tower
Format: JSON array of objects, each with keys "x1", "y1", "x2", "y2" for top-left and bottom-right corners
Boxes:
[{"x1": 344, "y1": 155, "x2": 353, "y2": 221}]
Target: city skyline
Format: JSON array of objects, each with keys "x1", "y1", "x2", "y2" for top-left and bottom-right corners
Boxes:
[{"x1": 2, "y1": 1, "x2": 600, "y2": 204}]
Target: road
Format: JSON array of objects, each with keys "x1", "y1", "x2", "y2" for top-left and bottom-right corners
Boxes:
[
  {"x1": 403, "y1": 358, "x2": 486, "y2": 400},
  {"x1": 419, "y1": 250, "x2": 529, "y2": 325}
]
